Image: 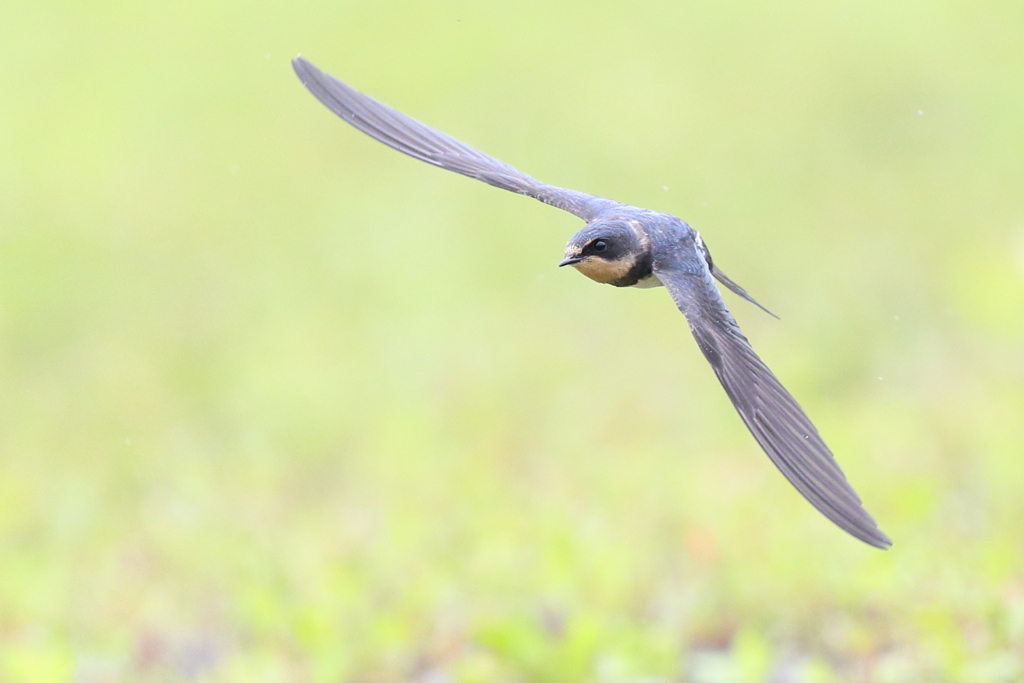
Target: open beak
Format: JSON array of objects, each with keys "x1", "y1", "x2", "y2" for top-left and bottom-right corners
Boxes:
[{"x1": 558, "y1": 256, "x2": 583, "y2": 267}]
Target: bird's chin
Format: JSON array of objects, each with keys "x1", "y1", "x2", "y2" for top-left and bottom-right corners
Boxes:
[{"x1": 573, "y1": 257, "x2": 633, "y2": 285}]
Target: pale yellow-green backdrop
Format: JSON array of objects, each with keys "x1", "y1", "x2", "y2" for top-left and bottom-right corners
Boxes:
[{"x1": 2, "y1": 1, "x2": 1023, "y2": 681}]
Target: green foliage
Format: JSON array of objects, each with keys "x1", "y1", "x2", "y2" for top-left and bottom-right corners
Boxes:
[{"x1": 1, "y1": 0, "x2": 1023, "y2": 680}]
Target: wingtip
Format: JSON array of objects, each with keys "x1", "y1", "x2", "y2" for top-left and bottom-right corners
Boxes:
[
  {"x1": 291, "y1": 55, "x2": 309, "y2": 72},
  {"x1": 853, "y1": 521, "x2": 892, "y2": 550},
  {"x1": 292, "y1": 55, "x2": 323, "y2": 81},
  {"x1": 832, "y1": 501, "x2": 892, "y2": 550},
  {"x1": 871, "y1": 530, "x2": 894, "y2": 550}
]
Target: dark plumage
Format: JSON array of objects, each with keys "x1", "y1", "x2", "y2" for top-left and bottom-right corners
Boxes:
[{"x1": 292, "y1": 56, "x2": 891, "y2": 549}]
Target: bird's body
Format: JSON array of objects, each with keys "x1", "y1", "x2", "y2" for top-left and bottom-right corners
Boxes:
[{"x1": 292, "y1": 56, "x2": 891, "y2": 549}]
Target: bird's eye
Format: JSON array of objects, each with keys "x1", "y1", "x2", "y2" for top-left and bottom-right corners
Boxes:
[{"x1": 592, "y1": 239, "x2": 608, "y2": 252}]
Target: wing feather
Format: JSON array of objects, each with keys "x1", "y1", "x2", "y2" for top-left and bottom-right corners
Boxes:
[
  {"x1": 292, "y1": 56, "x2": 615, "y2": 221},
  {"x1": 656, "y1": 263, "x2": 891, "y2": 549}
]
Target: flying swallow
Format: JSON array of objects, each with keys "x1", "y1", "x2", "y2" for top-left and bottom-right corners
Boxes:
[{"x1": 292, "y1": 56, "x2": 891, "y2": 549}]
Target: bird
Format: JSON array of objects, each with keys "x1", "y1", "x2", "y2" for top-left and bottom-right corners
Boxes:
[{"x1": 291, "y1": 56, "x2": 892, "y2": 549}]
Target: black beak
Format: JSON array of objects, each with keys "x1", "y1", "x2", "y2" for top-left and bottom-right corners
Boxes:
[{"x1": 559, "y1": 256, "x2": 582, "y2": 267}]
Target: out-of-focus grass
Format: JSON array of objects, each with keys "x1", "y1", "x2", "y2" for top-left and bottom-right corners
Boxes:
[{"x1": 1, "y1": 1, "x2": 1023, "y2": 681}]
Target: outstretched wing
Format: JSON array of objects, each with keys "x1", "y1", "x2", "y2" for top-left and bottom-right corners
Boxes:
[
  {"x1": 656, "y1": 263, "x2": 891, "y2": 549},
  {"x1": 292, "y1": 57, "x2": 616, "y2": 221}
]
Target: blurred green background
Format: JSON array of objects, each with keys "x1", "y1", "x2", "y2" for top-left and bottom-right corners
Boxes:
[{"x1": 2, "y1": 1, "x2": 1023, "y2": 681}]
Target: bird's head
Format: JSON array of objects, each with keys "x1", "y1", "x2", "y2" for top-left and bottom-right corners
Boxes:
[{"x1": 559, "y1": 219, "x2": 650, "y2": 286}]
